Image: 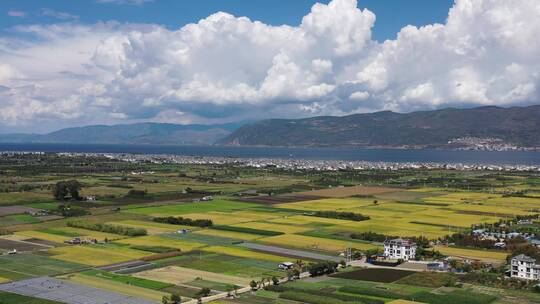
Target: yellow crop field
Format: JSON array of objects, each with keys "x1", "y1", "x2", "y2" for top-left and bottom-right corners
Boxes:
[
  {"x1": 433, "y1": 246, "x2": 508, "y2": 263},
  {"x1": 115, "y1": 236, "x2": 203, "y2": 251},
  {"x1": 48, "y1": 245, "x2": 148, "y2": 266},
  {"x1": 106, "y1": 220, "x2": 185, "y2": 234},
  {"x1": 232, "y1": 221, "x2": 312, "y2": 234},
  {"x1": 260, "y1": 234, "x2": 377, "y2": 253},
  {"x1": 0, "y1": 276, "x2": 10, "y2": 283},
  {"x1": 15, "y1": 230, "x2": 70, "y2": 243},
  {"x1": 193, "y1": 229, "x2": 263, "y2": 241},
  {"x1": 134, "y1": 266, "x2": 251, "y2": 286},
  {"x1": 63, "y1": 273, "x2": 167, "y2": 302},
  {"x1": 203, "y1": 246, "x2": 287, "y2": 262}
]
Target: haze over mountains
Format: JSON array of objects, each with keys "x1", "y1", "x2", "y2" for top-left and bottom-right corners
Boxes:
[
  {"x1": 0, "y1": 123, "x2": 241, "y2": 146},
  {"x1": 2, "y1": 106, "x2": 540, "y2": 148}
]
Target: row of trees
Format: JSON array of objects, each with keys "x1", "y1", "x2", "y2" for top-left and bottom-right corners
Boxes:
[
  {"x1": 310, "y1": 211, "x2": 369, "y2": 221},
  {"x1": 153, "y1": 216, "x2": 213, "y2": 228},
  {"x1": 67, "y1": 221, "x2": 147, "y2": 236}
]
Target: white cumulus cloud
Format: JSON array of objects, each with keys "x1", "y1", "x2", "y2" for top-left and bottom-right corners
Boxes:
[{"x1": 0, "y1": 0, "x2": 539, "y2": 132}]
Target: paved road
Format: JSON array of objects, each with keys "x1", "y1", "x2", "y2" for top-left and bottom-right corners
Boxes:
[
  {"x1": 0, "y1": 277, "x2": 155, "y2": 304},
  {"x1": 240, "y1": 243, "x2": 341, "y2": 262},
  {"x1": 184, "y1": 271, "x2": 312, "y2": 304}
]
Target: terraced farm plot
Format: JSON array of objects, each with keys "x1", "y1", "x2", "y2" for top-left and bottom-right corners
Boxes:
[
  {"x1": 260, "y1": 234, "x2": 377, "y2": 253},
  {"x1": 48, "y1": 244, "x2": 149, "y2": 266},
  {"x1": 114, "y1": 235, "x2": 204, "y2": 252},
  {"x1": 134, "y1": 265, "x2": 251, "y2": 286}
]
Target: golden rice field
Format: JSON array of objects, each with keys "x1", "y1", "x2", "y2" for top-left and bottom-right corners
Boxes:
[
  {"x1": 62, "y1": 273, "x2": 167, "y2": 302},
  {"x1": 114, "y1": 235, "x2": 204, "y2": 251},
  {"x1": 134, "y1": 266, "x2": 251, "y2": 286},
  {"x1": 202, "y1": 246, "x2": 288, "y2": 262},
  {"x1": 48, "y1": 245, "x2": 148, "y2": 266},
  {"x1": 260, "y1": 234, "x2": 377, "y2": 253},
  {"x1": 433, "y1": 246, "x2": 508, "y2": 263}
]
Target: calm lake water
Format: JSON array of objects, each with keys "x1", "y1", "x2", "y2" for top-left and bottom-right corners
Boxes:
[{"x1": 1, "y1": 143, "x2": 540, "y2": 165}]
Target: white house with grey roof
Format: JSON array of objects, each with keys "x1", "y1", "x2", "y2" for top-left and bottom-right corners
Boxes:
[
  {"x1": 510, "y1": 254, "x2": 540, "y2": 280},
  {"x1": 383, "y1": 238, "x2": 417, "y2": 261}
]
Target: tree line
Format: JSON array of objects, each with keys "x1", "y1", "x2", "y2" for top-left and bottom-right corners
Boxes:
[
  {"x1": 153, "y1": 216, "x2": 213, "y2": 228},
  {"x1": 67, "y1": 221, "x2": 147, "y2": 236}
]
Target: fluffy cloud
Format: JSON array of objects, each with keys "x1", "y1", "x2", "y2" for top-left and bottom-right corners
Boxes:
[{"x1": 0, "y1": 0, "x2": 539, "y2": 132}]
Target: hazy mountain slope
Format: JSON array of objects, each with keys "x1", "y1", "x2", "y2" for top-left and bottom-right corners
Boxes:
[
  {"x1": 0, "y1": 122, "x2": 242, "y2": 145},
  {"x1": 218, "y1": 106, "x2": 540, "y2": 147}
]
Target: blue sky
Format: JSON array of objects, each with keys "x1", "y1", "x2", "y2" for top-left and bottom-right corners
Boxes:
[
  {"x1": 0, "y1": 0, "x2": 538, "y2": 133},
  {"x1": 1, "y1": 0, "x2": 453, "y2": 41}
]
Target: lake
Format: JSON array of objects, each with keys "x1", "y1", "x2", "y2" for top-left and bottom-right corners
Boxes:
[{"x1": 1, "y1": 143, "x2": 540, "y2": 165}]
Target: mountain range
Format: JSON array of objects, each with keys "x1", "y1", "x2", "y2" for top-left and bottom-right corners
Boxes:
[
  {"x1": 2, "y1": 106, "x2": 540, "y2": 148},
  {"x1": 218, "y1": 105, "x2": 540, "y2": 148},
  {"x1": 0, "y1": 122, "x2": 241, "y2": 146}
]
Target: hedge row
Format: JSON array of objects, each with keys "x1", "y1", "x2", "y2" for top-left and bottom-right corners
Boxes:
[
  {"x1": 210, "y1": 225, "x2": 283, "y2": 236},
  {"x1": 67, "y1": 221, "x2": 147, "y2": 236}
]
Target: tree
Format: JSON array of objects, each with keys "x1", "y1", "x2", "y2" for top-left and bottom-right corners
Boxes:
[
  {"x1": 272, "y1": 276, "x2": 279, "y2": 285},
  {"x1": 196, "y1": 288, "x2": 210, "y2": 298},
  {"x1": 170, "y1": 294, "x2": 181, "y2": 304},
  {"x1": 66, "y1": 180, "x2": 82, "y2": 200},
  {"x1": 340, "y1": 260, "x2": 347, "y2": 268},
  {"x1": 162, "y1": 296, "x2": 170, "y2": 304},
  {"x1": 53, "y1": 182, "x2": 68, "y2": 200},
  {"x1": 292, "y1": 268, "x2": 301, "y2": 279},
  {"x1": 249, "y1": 280, "x2": 258, "y2": 290},
  {"x1": 52, "y1": 180, "x2": 82, "y2": 201}
]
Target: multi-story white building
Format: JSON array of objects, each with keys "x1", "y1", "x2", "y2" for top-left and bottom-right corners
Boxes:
[
  {"x1": 383, "y1": 238, "x2": 417, "y2": 261},
  {"x1": 510, "y1": 254, "x2": 540, "y2": 280}
]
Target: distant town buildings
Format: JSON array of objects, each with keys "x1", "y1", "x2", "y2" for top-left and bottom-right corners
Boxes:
[
  {"x1": 383, "y1": 238, "x2": 417, "y2": 261},
  {"x1": 510, "y1": 254, "x2": 540, "y2": 280}
]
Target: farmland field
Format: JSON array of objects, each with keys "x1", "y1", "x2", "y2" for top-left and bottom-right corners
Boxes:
[
  {"x1": 48, "y1": 244, "x2": 149, "y2": 266},
  {"x1": 134, "y1": 265, "x2": 251, "y2": 286},
  {"x1": 2, "y1": 154, "x2": 540, "y2": 304}
]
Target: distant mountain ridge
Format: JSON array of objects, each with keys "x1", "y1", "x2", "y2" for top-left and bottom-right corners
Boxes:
[
  {"x1": 218, "y1": 106, "x2": 540, "y2": 148},
  {"x1": 0, "y1": 122, "x2": 242, "y2": 146}
]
